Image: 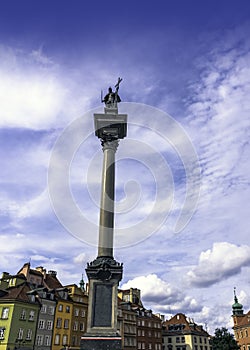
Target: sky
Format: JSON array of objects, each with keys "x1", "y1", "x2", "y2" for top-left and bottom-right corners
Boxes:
[{"x1": 0, "y1": 0, "x2": 250, "y2": 335}]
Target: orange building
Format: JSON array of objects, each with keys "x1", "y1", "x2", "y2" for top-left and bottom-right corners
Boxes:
[{"x1": 232, "y1": 290, "x2": 250, "y2": 350}]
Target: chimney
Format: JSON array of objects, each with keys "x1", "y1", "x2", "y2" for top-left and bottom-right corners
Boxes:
[{"x1": 48, "y1": 270, "x2": 57, "y2": 277}]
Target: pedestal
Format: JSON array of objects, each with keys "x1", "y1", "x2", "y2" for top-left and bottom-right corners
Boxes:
[{"x1": 81, "y1": 257, "x2": 123, "y2": 350}]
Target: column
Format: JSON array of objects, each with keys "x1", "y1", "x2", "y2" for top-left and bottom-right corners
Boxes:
[{"x1": 98, "y1": 139, "x2": 119, "y2": 258}]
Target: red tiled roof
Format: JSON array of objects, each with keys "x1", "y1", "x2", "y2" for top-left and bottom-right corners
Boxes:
[
  {"x1": 0, "y1": 282, "x2": 39, "y2": 304},
  {"x1": 163, "y1": 313, "x2": 210, "y2": 336},
  {"x1": 44, "y1": 274, "x2": 63, "y2": 289}
]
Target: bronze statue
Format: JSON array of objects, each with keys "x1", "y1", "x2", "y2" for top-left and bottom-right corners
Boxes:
[{"x1": 102, "y1": 77, "x2": 122, "y2": 107}]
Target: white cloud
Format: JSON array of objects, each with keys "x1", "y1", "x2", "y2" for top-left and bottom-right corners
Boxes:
[
  {"x1": 0, "y1": 45, "x2": 97, "y2": 130},
  {"x1": 187, "y1": 242, "x2": 250, "y2": 287},
  {"x1": 121, "y1": 274, "x2": 202, "y2": 314},
  {"x1": 73, "y1": 252, "x2": 88, "y2": 265}
]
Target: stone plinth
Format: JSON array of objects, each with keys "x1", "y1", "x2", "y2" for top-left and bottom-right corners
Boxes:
[
  {"x1": 81, "y1": 258, "x2": 123, "y2": 350},
  {"x1": 81, "y1": 336, "x2": 122, "y2": 350}
]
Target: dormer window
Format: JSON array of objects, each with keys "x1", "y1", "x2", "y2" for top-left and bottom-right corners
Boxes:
[{"x1": 29, "y1": 310, "x2": 35, "y2": 321}]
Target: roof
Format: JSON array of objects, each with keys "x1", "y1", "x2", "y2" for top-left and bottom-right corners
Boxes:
[
  {"x1": 0, "y1": 282, "x2": 40, "y2": 304},
  {"x1": 44, "y1": 273, "x2": 63, "y2": 289},
  {"x1": 163, "y1": 313, "x2": 210, "y2": 337}
]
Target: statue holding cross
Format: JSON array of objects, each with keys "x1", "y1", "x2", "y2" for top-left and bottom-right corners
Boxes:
[{"x1": 102, "y1": 77, "x2": 122, "y2": 108}]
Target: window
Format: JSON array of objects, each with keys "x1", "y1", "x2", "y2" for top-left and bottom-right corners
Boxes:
[
  {"x1": 66, "y1": 306, "x2": 70, "y2": 313},
  {"x1": 26, "y1": 329, "x2": 32, "y2": 340},
  {"x1": 182, "y1": 336, "x2": 185, "y2": 343},
  {"x1": 74, "y1": 308, "x2": 79, "y2": 316},
  {"x1": 29, "y1": 310, "x2": 35, "y2": 321},
  {"x1": 64, "y1": 319, "x2": 69, "y2": 329},
  {"x1": 80, "y1": 322, "x2": 85, "y2": 331},
  {"x1": 54, "y1": 334, "x2": 60, "y2": 345},
  {"x1": 58, "y1": 304, "x2": 63, "y2": 312},
  {"x1": 45, "y1": 335, "x2": 51, "y2": 346},
  {"x1": 81, "y1": 309, "x2": 86, "y2": 317},
  {"x1": 47, "y1": 320, "x2": 53, "y2": 330},
  {"x1": 56, "y1": 318, "x2": 62, "y2": 328},
  {"x1": 194, "y1": 337, "x2": 197, "y2": 343},
  {"x1": 29, "y1": 295, "x2": 35, "y2": 302},
  {"x1": 20, "y1": 309, "x2": 26, "y2": 320},
  {"x1": 48, "y1": 306, "x2": 55, "y2": 315},
  {"x1": 1, "y1": 307, "x2": 9, "y2": 319},
  {"x1": 72, "y1": 336, "x2": 77, "y2": 346},
  {"x1": 176, "y1": 337, "x2": 180, "y2": 343},
  {"x1": 62, "y1": 335, "x2": 68, "y2": 346},
  {"x1": 36, "y1": 335, "x2": 43, "y2": 346},
  {"x1": 17, "y1": 328, "x2": 24, "y2": 340},
  {"x1": 41, "y1": 304, "x2": 47, "y2": 313},
  {"x1": 168, "y1": 338, "x2": 172, "y2": 343},
  {"x1": 73, "y1": 321, "x2": 78, "y2": 331},
  {"x1": 38, "y1": 320, "x2": 45, "y2": 329},
  {"x1": 0, "y1": 327, "x2": 5, "y2": 340}
]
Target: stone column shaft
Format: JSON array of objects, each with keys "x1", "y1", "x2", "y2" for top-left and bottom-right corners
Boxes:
[{"x1": 98, "y1": 140, "x2": 118, "y2": 257}]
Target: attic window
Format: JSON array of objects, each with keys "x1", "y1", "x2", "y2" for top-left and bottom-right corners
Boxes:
[{"x1": 9, "y1": 278, "x2": 15, "y2": 286}]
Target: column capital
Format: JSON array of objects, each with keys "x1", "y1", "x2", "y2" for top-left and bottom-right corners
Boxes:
[{"x1": 101, "y1": 139, "x2": 119, "y2": 152}]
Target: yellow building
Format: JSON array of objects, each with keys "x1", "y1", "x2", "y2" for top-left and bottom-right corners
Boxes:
[
  {"x1": 163, "y1": 313, "x2": 211, "y2": 350},
  {"x1": 52, "y1": 288, "x2": 73, "y2": 350},
  {"x1": 65, "y1": 282, "x2": 88, "y2": 350}
]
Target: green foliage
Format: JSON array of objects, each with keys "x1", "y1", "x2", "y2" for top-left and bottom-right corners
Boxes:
[{"x1": 211, "y1": 327, "x2": 239, "y2": 350}]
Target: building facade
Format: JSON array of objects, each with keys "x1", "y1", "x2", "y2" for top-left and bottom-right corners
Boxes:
[
  {"x1": 232, "y1": 291, "x2": 250, "y2": 350},
  {"x1": 0, "y1": 274, "x2": 40, "y2": 350},
  {"x1": 118, "y1": 301, "x2": 137, "y2": 349},
  {"x1": 52, "y1": 288, "x2": 73, "y2": 350},
  {"x1": 29, "y1": 287, "x2": 56, "y2": 350},
  {"x1": 118, "y1": 288, "x2": 163, "y2": 350},
  {"x1": 162, "y1": 313, "x2": 211, "y2": 350},
  {"x1": 65, "y1": 283, "x2": 88, "y2": 350}
]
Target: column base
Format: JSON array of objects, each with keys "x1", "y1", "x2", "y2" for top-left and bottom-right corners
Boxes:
[{"x1": 80, "y1": 335, "x2": 122, "y2": 350}]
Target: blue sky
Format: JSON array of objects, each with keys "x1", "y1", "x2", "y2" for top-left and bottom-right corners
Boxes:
[{"x1": 1, "y1": 0, "x2": 250, "y2": 334}]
